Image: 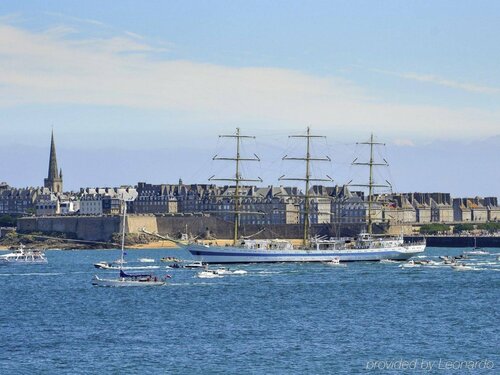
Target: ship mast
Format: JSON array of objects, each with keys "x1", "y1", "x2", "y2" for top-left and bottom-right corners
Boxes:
[
  {"x1": 351, "y1": 133, "x2": 390, "y2": 234},
  {"x1": 208, "y1": 128, "x2": 262, "y2": 244},
  {"x1": 279, "y1": 127, "x2": 332, "y2": 246}
]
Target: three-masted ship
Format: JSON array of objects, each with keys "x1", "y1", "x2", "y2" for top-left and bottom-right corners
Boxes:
[{"x1": 186, "y1": 129, "x2": 425, "y2": 263}]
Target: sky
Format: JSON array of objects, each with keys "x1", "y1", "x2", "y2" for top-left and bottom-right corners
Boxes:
[{"x1": 0, "y1": 1, "x2": 499, "y2": 196}]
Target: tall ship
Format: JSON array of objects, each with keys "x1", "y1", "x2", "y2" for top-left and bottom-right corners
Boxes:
[{"x1": 185, "y1": 129, "x2": 425, "y2": 263}]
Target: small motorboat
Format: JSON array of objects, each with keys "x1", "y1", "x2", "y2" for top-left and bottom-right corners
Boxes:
[
  {"x1": 213, "y1": 267, "x2": 233, "y2": 275},
  {"x1": 197, "y1": 270, "x2": 223, "y2": 278},
  {"x1": 323, "y1": 257, "x2": 346, "y2": 267},
  {"x1": 0, "y1": 244, "x2": 48, "y2": 265},
  {"x1": 165, "y1": 263, "x2": 182, "y2": 269},
  {"x1": 440, "y1": 256, "x2": 457, "y2": 265},
  {"x1": 94, "y1": 261, "x2": 114, "y2": 269},
  {"x1": 138, "y1": 258, "x2": 155, "y2": 263},
  {"x1": 451, "y1": 263, "x2": 473, "y2": 271},
  {"x1": 232, "y1": 270, "x2": 248, "y2": 275},
  {"x1": 463, "y1": 250, "x2": 489, "y2": 256},
  {"x1": 160, "y1": 257, "x2": 182, "y2": 263},
  {"x1": 399, "y1": 260, "x2": 420, "y2": 268},
  {"x1": 184, "y1": 261, "x2": 204, "y2": 268}
]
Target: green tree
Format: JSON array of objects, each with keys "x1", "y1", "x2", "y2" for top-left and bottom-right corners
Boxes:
[
  {"x1": 453, "y1": 223, "x2": 474, "y2": 234},
  {"x1": 477, "y1": 222, "x2": 500, "y2": 233},
  {"x1": 419, "y1": 223, "x2": 450, "y2": 235},
  {"x1": 0, "y1": 215, "x2": 17, "y2": 227}
]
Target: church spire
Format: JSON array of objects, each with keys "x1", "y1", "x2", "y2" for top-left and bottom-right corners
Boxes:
[
  {"x1": 48, "y1": 130, "x2": 59, "y2": 180},
  {"x1": 44, "y1": 130, "x2": 63, "y2": 193}
]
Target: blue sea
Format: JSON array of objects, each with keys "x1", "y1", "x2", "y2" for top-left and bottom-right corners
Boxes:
[{"x1": 1, "y1": 247, "x2": 499, "y2": 374}]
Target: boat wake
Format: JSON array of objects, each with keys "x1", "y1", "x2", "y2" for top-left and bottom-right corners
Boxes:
[{"x1": 0, "y1": 272, "x2": 64, "y2": 276}]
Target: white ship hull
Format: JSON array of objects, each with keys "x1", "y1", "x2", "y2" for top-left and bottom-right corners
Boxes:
[{"x1": 186, "y1": 243, "x2": 426, "y2": 264}]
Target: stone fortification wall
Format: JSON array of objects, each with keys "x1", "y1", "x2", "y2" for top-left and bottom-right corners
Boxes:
[
  {"x1": 18, "y1": 215, "x2": 366, "y2": 241},
  {"x1": 125, "y1": 215, "x2": 158, "y2": 234},
  {"x1": 154, "y1": 216, "x2": 364, "y2": 239},
  {"x1": 18, "y1": 216, "x2": 121, "y2": 241}
]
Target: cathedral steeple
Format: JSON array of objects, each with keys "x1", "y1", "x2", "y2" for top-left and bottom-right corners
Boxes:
[{"x1": 44, "y1": 130, "x2": 63, "y2": 193}]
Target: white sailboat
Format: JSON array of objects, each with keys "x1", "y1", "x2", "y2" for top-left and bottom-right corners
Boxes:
[
  {"x1": 92, "y1": 199, "x2": 166, "y2": 287},
  {"x1": 463, "y1": 237, "x2": 489, "y2": 255}
]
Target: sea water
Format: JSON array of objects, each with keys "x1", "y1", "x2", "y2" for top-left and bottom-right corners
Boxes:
[{"x1": 0, "y1": 247, "x2": 498, "y2": 374}]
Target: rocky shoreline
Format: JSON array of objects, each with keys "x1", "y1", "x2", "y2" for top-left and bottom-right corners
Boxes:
[{"x1": 0, "y1": 232, "x2": 178, "y2": 250}]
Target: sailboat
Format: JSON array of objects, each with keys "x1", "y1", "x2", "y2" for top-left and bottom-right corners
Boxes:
[
  {"x1": 185, "y1": 129, "x2": 425, "y2": 263},
  {"x1": 463, "y1": 237, "x2": 489, "y2": 255},
  {"x1": 92, "y1": 199, "x2": 166, "y2": 287}
]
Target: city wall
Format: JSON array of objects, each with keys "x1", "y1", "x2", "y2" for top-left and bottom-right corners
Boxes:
[
  {"x1": 17, "y1": 216, "x2": 500, "y2": 247},
  {"x1": 18, "y1": 216, "x2": 121, "y2": 241},
  {"x1": 18, "y1": 215, "x2": 364, "y2": 241}
]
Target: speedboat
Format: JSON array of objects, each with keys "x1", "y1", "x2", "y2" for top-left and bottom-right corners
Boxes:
[
  {"x1": 138, "y1": 258, "x2": 155, "y2": 263},
  {"x1": 197, "y1": 270, "x2": 223, "y2": 278},
  {"x1": 0, "y1": 244, "x2": 47, "y2": 265},
  {"x1": 463, "y1": 250, "x2": 489, "y2": 255},
  {"x1": 213, "y1": 267, "x2": 233, "y2": 275},
  {"x1": 323, "y1": 257, "x2": 346, "y2": 267},
  {"x1": 184, "y1": 261, "x2": 204, "y2": 269},
  {"x1": 451, "y1": 263, "x2": 473, "y2": 271},
  {"x1": 232, "y1": 270, "x2": 248, "y2": 275},
  {"x1": 94, "y1": 261, "x2": 114, "y2": 269},
  {"x1": 165, "y1": 263, "x2": 181, "y2": 269},
  {"x1": 440, "y1": 256, "x2": 457, "y2": 265},
  {"x1": 399, "y1": 260, "x2": 420, "y2": 268}
]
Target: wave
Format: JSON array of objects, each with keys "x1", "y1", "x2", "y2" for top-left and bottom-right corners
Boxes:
[{"x1": 0, "y1": 272, "x2": 64, "y2": 276}]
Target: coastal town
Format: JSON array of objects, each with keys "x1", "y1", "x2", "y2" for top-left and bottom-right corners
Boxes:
[
  {"x1": 1, "y1": 3, "x2": 499, "y2": 374},
  {"x1": 1, "y1": 131, "x2": 499, "y2": 247}
]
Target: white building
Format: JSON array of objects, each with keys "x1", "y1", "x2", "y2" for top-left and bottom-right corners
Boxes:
[{"x1": 79, "y1": 187, "x2": 137, "y2": 215}]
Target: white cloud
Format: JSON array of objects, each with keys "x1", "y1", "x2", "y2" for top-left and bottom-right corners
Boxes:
[
  {"x1": 372, "y1": 68, "x2": 500, "y2": 95},
  {"x1": 392, "y1": 139, "x2": 415, "y2": 147},
  {"x1": 43, "y1": 11, "x2": 107, "y2": 27},
  {"x1": 0, "y1": 23, "x2": 500, "y2": 140},
  {"x1": 124, "y1": 31, "x2": 143, "y2": 40}
]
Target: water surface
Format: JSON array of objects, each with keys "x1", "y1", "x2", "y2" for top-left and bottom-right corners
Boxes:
[{"x1": 1, "y1": 247, "x2": 498, "y2": 374}]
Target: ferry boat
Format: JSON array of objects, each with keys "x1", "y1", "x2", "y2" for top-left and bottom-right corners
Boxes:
[
  {"x1": 0, "y1": 244, "x2": 48, "y2": 264},
  {"x1": 185, "y1": 129, "x2": 426, "y2": 264}
]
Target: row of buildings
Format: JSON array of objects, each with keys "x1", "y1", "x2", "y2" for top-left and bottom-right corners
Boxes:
[
  {"x1": 2, "y1": 131, "x2": 499, "y2": 226},
  {"x1": 2, "y1": 180, "x2": 500, "y2": 225}
]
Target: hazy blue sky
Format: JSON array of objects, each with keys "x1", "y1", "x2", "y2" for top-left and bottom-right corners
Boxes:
[{"x1": 0, "y1": 1, "x2": 499, "y2": 196}]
